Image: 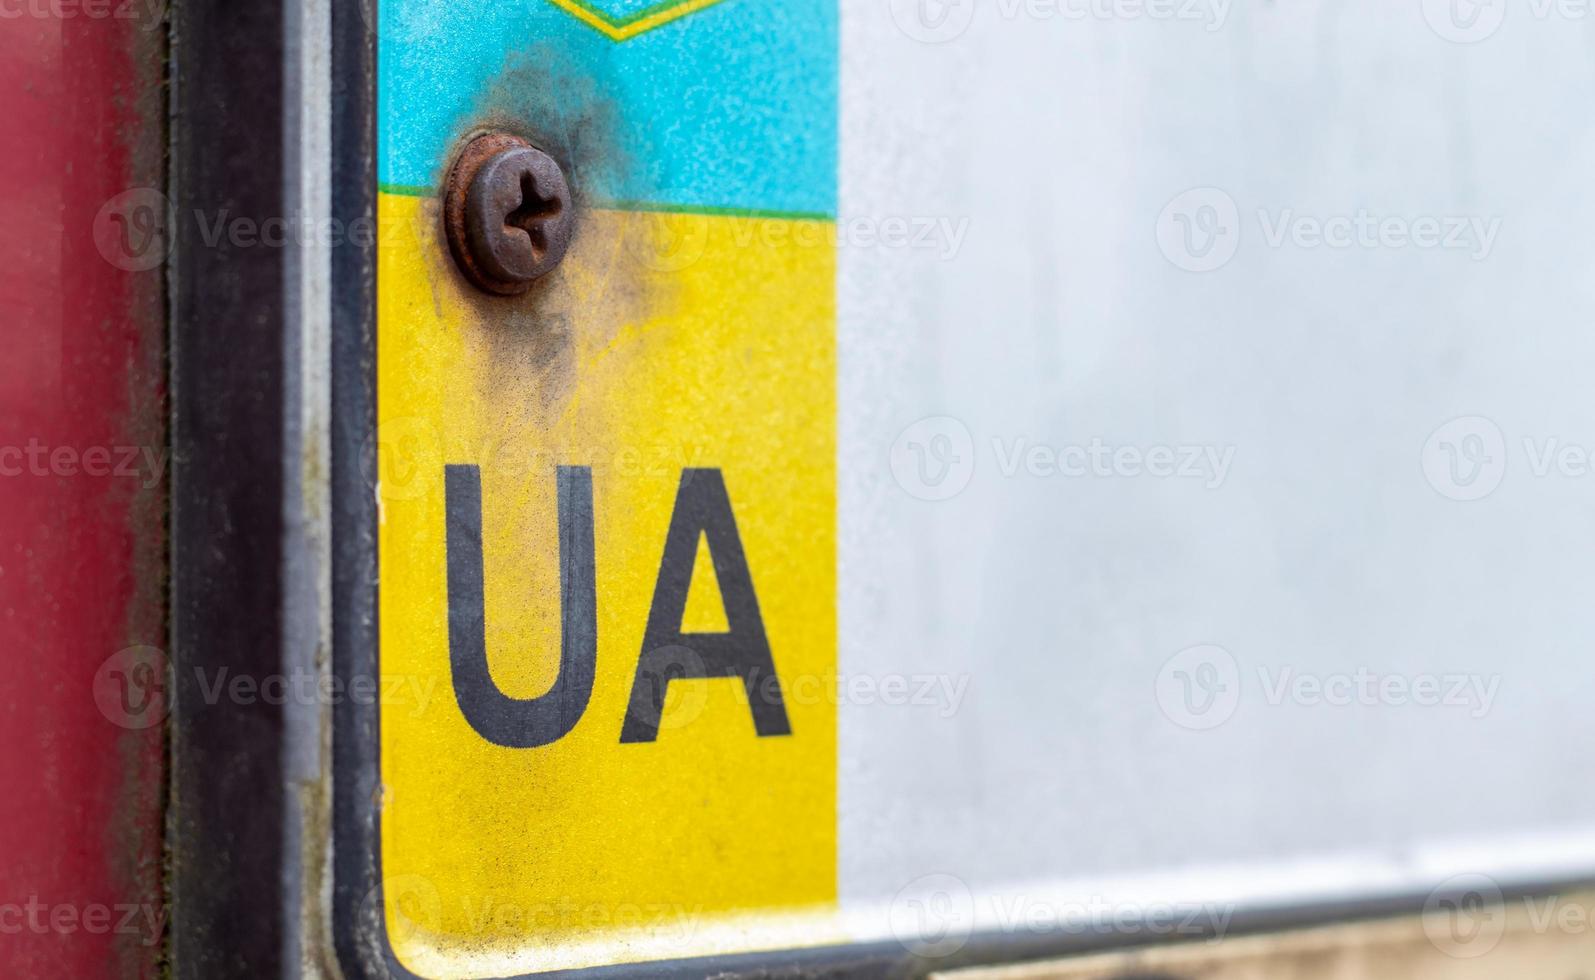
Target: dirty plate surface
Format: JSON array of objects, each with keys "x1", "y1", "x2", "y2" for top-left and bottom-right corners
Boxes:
[
  {"x1": 351, "y1": 1, "x2": 1595, "y2": 978},
  {"x1": 368, "y1": 0, "x2": 841, "y2": 976}
]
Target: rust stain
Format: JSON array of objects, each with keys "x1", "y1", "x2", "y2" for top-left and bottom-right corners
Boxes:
[
  {"x1": 109, "y1": 8, "x2": 171, "y2": 978},
  {"x1": 403, "y1": 43, "x2": 684, "y2": 464}
]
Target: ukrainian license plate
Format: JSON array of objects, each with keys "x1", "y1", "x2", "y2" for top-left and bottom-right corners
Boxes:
[{"x1": 344, "y1": 1, "x2": 1595, "y2": 976}]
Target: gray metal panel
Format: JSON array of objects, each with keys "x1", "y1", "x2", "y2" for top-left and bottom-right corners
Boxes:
[{"x1": 840, "y1": 0, "x2": 1595, "y2": 928}]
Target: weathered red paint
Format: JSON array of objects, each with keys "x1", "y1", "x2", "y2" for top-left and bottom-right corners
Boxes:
[{"x1": 0, "y1": 9, "x2": 166, "y2": 980}]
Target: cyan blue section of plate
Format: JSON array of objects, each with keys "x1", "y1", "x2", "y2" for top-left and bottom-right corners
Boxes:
[{"x1": 377, "y1": 0, "x2": 837, "y2": 218}]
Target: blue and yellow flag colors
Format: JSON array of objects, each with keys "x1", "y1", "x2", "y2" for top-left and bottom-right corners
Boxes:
[{"x1": 374, "y1": 1, "x2": 838, "y2": 975}]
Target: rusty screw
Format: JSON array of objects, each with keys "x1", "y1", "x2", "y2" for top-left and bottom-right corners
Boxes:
[{"x1": 444, "y1": 133, "x2": 574, "y2": 295}]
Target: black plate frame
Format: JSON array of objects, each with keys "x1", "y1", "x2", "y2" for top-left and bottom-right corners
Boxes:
[{"x1": 318, "y1": 3, "x2": 1595, "y2": 979}]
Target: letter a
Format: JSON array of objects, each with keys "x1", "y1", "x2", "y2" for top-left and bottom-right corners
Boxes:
[{"x1": 621, "y1": 469, "x2": 791, "y2": 743}]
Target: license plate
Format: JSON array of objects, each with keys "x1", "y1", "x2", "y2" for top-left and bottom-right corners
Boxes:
[
  {"x1": 369, "y1": 0, "x2": 839, "y2": 974},
  {"x1": 342, "y1": 1, "x2": 1595, "y2": 977}
]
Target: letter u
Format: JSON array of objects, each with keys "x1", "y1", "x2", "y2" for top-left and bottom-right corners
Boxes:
[{"x1": 444, "y1": 464, "x2": 596, "y2": 747}]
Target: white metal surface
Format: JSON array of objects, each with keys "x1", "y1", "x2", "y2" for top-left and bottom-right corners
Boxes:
[{"x1": 838, "y1": 0, "x2": 1595, "y2": 947}]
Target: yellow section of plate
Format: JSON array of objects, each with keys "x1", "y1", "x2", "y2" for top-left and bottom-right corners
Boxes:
[{"x1": 374, "y1": 190, "x2": 838, "y2": 977}]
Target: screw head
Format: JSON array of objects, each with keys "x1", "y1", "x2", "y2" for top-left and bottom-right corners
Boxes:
[{"x1": 443, "y1": 133, "x2": 574, "y2": 295}]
